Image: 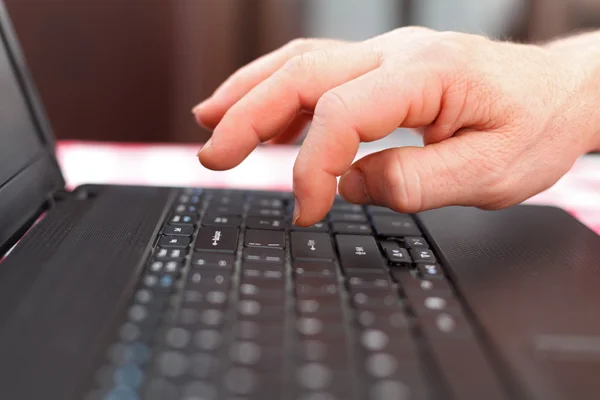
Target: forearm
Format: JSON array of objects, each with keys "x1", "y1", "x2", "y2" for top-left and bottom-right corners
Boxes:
[{"x1": 544, "y1": 31, "x2": 600, "y2": 151}]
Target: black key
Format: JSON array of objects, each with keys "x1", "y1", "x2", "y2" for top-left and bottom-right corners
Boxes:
[
  {"x1": 381, "y1": 241, "x2": 412, "y2": 264},
  {"x1": 154, "y1": 247, "x2": 187, "y2": 261},
  {"x1": 195, "y1": 227, "x2": 239, "y2": 253},
  {"x1": 243, "y1": 263, "x2": 285, "y2": 280},
  {"x1": 347, "y1": 273, "x2": 391, "y2": 288},
  {"x1": 410, "y1": 248, "x2": 436, "y2": 263},
  {"x1": 240, "y1": 277, "x2": 285, "y2": 294},
  {"x1": 420, "y1": 312, "x2": 473, "y2": 339},
  {"x1": 186, "y1": 270, "x2": 231, "y2": 289},
  {"x1": 366, "y1": 205, "x2": 398, "y2": 215},
  {"x1": 178, "y1": 193, "x2": 202, "y2": 205},
  {"x1": 291, "y1": 221, "x2": 329, "y2": 232},
  {"x1": 173, "y1": 203, "x2": 200, "y2": 215},
  {"x1": 246, "y1": 217, "x2": 287, "y2": 230},
  {"x1": 163, "y1": 224, "x2": 194, "y2": 236},
  {"x1": 372, "y1": 215, "x2": 421, "y2": 237},
  {"x1": 404, "y1": 236, "x2": 428, "y2": 248},
  {"x1": 416, "y1": 263, "x2": 445, "y2": 279},
  {"x1": 331, "y1": 203, "x2": 363, "y2": 212},
  {"x1": 294, "y1": 262, "x2": 337, "y2": 277},
  {"x1": 393, "y1": 269, "x2": 452, "y2": 295},
  {"x1": 296, "y1": 298, "x2": 344, "y2": 316},
  {"x1": 159, "y1": 236, "x2": 191, "y2": 248},
  {"x1": 191, "y1": 252, "x2": 235, "y2": 269},
  {"x1": 410, "y1": 295, "x2": 461, "y2": 315},
  {"x1": 250, "y1": 197, "x2": 285, "y2": 208},
  {"x1": 148, "y1": 260, "x2": 183, "y2": 275},
  {"x1": 335, "y1": 235, "x2": 385, "y2": 270},
  {"x1": 329, "y1": 212, "x2": 367, "y2": 223},
  {"x1": 332, "y1": 222, "x2": 372, "y2": 235},
  {"x1": 427, "y1": 338, "x2": 510, "y2": 400},
  {"x1": 248, "y1": 207, "x2": 284, "y2": 218},
  {"x1": 291, "y1": 232, "x2": 335, "y2": 261},
  {"x1": 210, "y1": 193, "x2": 245, "y2": 206},
  {"x1": 202, "y1": 215, "x2": 242, "y2": 227},
  {"x1": 169, "y1": 213, "x2": 197, "y2": 226},
  {"x1": 244, "y1": 229, "x2": 285, "y2": 249},
  {"x1": 243, "y1": 248, "x2": 285, "y2": 264},
  {"x1": 205, "y1": 205, "x2": 242, "y2": 217},
  {"x1": 351, "y1": 289, "x2": 400, "y2": 309}
]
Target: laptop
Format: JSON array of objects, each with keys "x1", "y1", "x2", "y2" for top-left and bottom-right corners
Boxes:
[{"x1": 2, "y1": 3, "x2": 600, "y2": 400}]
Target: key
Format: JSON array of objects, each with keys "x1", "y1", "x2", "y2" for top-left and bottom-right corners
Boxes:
[
  {"x1": 211, "y1": 193, "x2": 245, "y2": 207},
  {"x1": 243, "y1": 248, "x2": 285, "y2": 264},
  {"x1": 410, "y1": 295, "x2": 461, "y2": 315},
  {"x1": 178, "y1": 193, "x2": 202, "y2": 205},
  {"x1": 163, "y1": 224, "x2": 194, "y2": 236},
  {"x1": 329, "y1": 212, "x2": 367, "y2": 223},
  {"x1": 169, "y1": 213, "x2": 197, "y2": 226},
  {"x1": 393, "y1": 269, "x2": 452, "y2": 295},
  {"x1": 203, "y1": 215, "x2": 242, "y2": 227},
  {"x1": 417, "y1": 263, "x2": 444, "y2": 279},
  {"x1": 246, "y1": 217, "x2": 287, "y2": 230},
  {"x1": 195, "y1": 227, "x2": 239, "y2": 253},
  {"x1": 244, "y1": 229, "x2": 285, "y2": 249},
  {"x1": 174, "y1": 204, "x2": 200, "y2": 215},
  {"x1": 381, "y1": 241, "x2": 412, "y2": 265},
  {"x1": 420, "y1": 312, "x2": 473, "y2": 338},
  {"x1": 291, "y1": 232, "x2": 335, "y2": 261},
  {"x1": 159, "y1": 236, "x2": 190, "y2": 248},
  {"x1": 404, "y1": 236, "x2": 428, "y2": 248},
  {"x1": 248, "y1": 207, "x2": 284, "y2": 218},
  {"x1": 204, "y1": 205, "x2": 242, "y2": 217},
  {"x1": 154, "y1": 247, "x2": 186, "y2": 261},
  {"x1": 294, "y1": 262, "x2": 337, "y2": 277},
  {"x1": 291, "y1": 221, "x2": 329, "y2": 232},
  {"x1": 331, "y1": 203, "x2": 363, "y2": 213},
  {"x1": 250, "y1": 197, "x2": 285, "y2": 208},
  {"x1": 410, "y1": 249, "x2": 437, "y2": 263},
  {"x1": 372, "y1": 215, "x2": 421, "y2": 237},
  {"x1": 347, "y1": 273, "x2": 391, "y2": 288},
  {"x1": 332, "y1": 222, "x2": 372, "y2": 235},
  {"x1": 191, "y1": 252, "x2": 235, "y2": 269},
  {"x1": 335, "y1": 235, "x2": 385, "y2": 270},
  {"x1": 366, "y1": 205, "x2": 399, "y2": 215},
  {"x1": 243, "y1": 263, "x2": 285, "y2": 280}
]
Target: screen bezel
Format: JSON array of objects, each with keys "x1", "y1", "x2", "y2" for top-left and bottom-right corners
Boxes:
[{"x1": 0, "y1": 1, "x2": 65, "y2": 253}]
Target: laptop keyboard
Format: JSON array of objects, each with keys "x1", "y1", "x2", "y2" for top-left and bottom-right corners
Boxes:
[{"x1": 87, "y1": 188, "x2": 489, "y2": 400}]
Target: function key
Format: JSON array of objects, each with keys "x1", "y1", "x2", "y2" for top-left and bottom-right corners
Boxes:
[
  {"x1": 410, "y1": 249, "x2": 437, "y2": 263},
  {"x1": 294, "y1": 262, "x2": 337, "y2": 277},
  {"x1": 159, "y1": 236, "x2": 191, "y2": 248},
  {"x1": 246, "y1": 217, "x2": 287, "y2": 230},
  {"x1": 419, "y1": 312, "x2": 473, "y2": 338},
  {"x1": 291, "y1": 232, "x2": 335, "y2": 261},
  {"x1": 410, "y1": 295, "x2": 461, "y2": 315},
  {"x1": 242, "y1": 263, "x2": 285, "y2": 280},
  {"x1": 416, "y1": 263, "x2": 444, "y2": 279},
  {"x1": 380, "y1": 242, "x2": 412, "y2": 265},
  {"x1": 247, "y1": 207, "x2": 285, "y2": 218},
  {"x1": 169, "y1": 213, "x2": 197, "y2": 226},
  {"x1": 329, "y1": 212, "x2": 367, "y2": 223},
  {"x1": 372, "y1": 215, "x2": 421, "y2": 237},
  {"x1": 243, "y1": 248, "x2": 285, "y2": 264},
  {"x1": 195, "y1": 227, "x2": 239, "y2": 253},
  {"x1": 210, "y1": 193, "x2": 246, "y2": 207},
  {"x1": 393, "y1": 269, "x2": 452, "y2": 296},
  {"x1": 155, "y1": 247, "x2": 186, "y2": 261},
  {"x1": 332, "y1": 222, "x2": 372, "y2": 235},
  {"x1": 291, "y1": 221, "x2": 329, "y2": 232},
  {"x1": 174, "y1": 204, "x2": 200, "y2": 215},
  {"x1": 202, "y1": 215, "x2": 242, "y2": 227},
  {"x1": 163, "y1": 224, "x2": 194, "y2": 236},
  {"x1": 191, "y1": 252, "x2": 235, "y2": 269},
  {"x1": 205, "y1": 205, "x2": 242, "y2": 217},
  {"x1": 331, "y1": 203, "x2": 363, "y2": 213},
  {"x1": 404, "y1": 236, "x2": 428, "y2": 248},
  {"x1": 250, "y1": 197, "x2": 285, "y2": 209},
  {"x1": 178, "y1": 193, "x2": 202, "y2": 205},
  {"x1": 366, "y1": 205, "x2": 399, "y2": 215},
  {"x1": 335, "y1": 235, "x2": 385, "y2": 270},
  {"x1": 244, "y1": 229, "x2": 285, "y2": 249}
]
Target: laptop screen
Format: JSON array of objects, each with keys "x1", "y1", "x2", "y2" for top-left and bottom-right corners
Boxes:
[{"x1": 0, "y1": 32, "x2": 47, "y2": 188}]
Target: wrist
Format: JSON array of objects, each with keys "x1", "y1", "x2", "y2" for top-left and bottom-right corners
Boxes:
[{"x1": 544, "y1": 33, "x2": 600, "y2": 152}]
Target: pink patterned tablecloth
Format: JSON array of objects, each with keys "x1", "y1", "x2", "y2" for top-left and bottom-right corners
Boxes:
[{"x1": 56, "y1": 141, "x2": 600, "y2": 234}]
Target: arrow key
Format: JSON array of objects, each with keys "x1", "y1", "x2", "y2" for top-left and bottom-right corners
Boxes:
[{"x1": 159, "y1": 236, "x2": 191, "y2": 248}]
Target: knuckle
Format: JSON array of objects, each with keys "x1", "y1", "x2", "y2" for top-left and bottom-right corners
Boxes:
[
  {"x1": 315, "y1": 90, "x2": 350, "y2": 118},
  {"x1": 281, "y1": 52, "x2": 316, "y2": 76},
  {"x1": 284, "y1": 38, "x2": 312, "y2": 51},
  {"x1": 383, "y1": 152, "x2": 423, "y2": 213}
]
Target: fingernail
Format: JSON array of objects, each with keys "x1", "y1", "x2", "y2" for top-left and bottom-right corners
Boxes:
[
  {"x1": 339, "y1": 169, "x2": 369, "y2": 203},
  {"x1": 197, "y1": 138, "x2": 212, "y2": 156},
  {"x1": 191, "y1": 99, "x2": 209, "y2": 114},
  {"x1": 292, "y1": 197, "x2": 301, "y2": 225}
]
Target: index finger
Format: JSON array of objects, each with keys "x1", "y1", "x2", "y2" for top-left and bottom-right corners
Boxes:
[{"x1": 197, "y1": 42, "x2": 382, "y2": 171}]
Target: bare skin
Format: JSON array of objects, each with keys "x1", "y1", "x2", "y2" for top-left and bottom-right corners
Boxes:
[{"x1": 193, "y1": 28, "x2": 600, "y2": 226}]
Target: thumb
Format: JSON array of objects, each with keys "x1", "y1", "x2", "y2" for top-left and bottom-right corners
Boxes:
[{"x1": 338, "y1": 134, "x2": 509, "y2": 212}]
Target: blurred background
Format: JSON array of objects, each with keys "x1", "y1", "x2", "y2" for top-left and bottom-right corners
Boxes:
[{"x1": 5, "y1": 0, "x2": 600, "y2": 143}]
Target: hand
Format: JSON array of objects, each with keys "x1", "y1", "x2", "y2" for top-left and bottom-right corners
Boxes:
[{"x1": 193, "y1": 28, "x2": 600, "y2": 226}]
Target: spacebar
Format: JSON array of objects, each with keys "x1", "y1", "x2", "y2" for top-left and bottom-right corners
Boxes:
[{"x1": 429, "y1": 338, "x2": 510, "y2": 400}]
